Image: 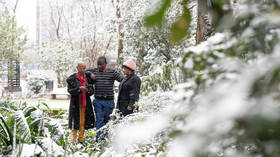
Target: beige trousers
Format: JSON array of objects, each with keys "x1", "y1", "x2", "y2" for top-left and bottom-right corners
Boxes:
[{"x1": 72, "y1": 104, "x2": 85, "y2": 143}]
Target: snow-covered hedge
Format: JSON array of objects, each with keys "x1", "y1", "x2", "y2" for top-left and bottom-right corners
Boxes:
[{"x1": 26, "y1": 72, "x2": 51, "y2": 97}]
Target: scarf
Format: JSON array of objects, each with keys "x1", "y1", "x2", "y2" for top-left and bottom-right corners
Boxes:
[
  {"x1": 77, "y1": 72, "x2": 87, "y2": 110},
  {"x1": 103, "y1": 66, "x2": 108, "y2": 72},
  {"x1": 126, "y1": 74, "x2": 131, "y2": 78}
]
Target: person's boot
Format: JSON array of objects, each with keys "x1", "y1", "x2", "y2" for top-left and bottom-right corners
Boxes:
[
  {"x1": 78, "y1": 127, "x2": 85, "y2": 144},
  {"x1": 72, "y1": 130, "x2": 78, "y2": 144}
]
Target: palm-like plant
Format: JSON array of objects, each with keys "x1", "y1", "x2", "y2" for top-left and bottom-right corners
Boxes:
[
  {"x1": 0, "y1": 99, "x2": 66, "y2": 156},
  {"x1": 0, "y1": 114, "x2": 13, "y2": 147}
]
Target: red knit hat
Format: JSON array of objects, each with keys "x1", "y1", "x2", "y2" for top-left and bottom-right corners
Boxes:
[{"x1": 123, "y1": 58, "x2": 136, "y2": 71}]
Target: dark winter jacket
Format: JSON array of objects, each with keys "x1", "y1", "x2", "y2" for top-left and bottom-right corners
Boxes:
[
  {"x1": 117, "y1": 73, "x2": 141, "y2": 116},
  {"x1": 66, "y1": 73, "x2": 95, "y2": 130},
  {"x1": 86, "y1": 68, "x2": 123, "y2": 100}
]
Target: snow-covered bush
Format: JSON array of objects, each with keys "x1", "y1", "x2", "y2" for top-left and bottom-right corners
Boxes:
[
  {"x1": 26, "y1": 73, "x2": 50, "y2": 96},
  {"x1": 141, "y1": 61, "x2": 178, "y2": 95}
]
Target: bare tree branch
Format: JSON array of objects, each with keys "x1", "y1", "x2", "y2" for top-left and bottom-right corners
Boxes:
[
  {"x1": 61, "y1": 4, "x2": 74, "y2": 47},
  {"x1": 104, "y1": 36, "x2": 113, "y2": 56},
  {"x1": 13, "y1": 0, "x2": 19, "y2": 14}
]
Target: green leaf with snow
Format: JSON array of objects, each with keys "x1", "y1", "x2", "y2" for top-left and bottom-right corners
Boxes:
[
  {"x1": 11, "y1": 111, "x2": 32, "y2": 144},
  {"x1": 144, "y1": 0, "x2": 171, "y2": 27},
  {"x1": 0, "y1": 114, "x2": 13, "y2": 146},
  {"x1": 169, "y1": 8, "x2": 191, "y2": 43}
]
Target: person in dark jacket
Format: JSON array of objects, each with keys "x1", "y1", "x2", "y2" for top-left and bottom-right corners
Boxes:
[
  {"x1": 87, "y1": 56, "x2": 123, "y2": 140},
  {"x1": 67, "y1": 63, "x2": 95, "y2": 144},
  {"x1": 117, "y1": 58, "x2": 141, "y2": 116}
]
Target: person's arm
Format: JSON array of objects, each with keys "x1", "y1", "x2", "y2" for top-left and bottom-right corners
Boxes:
[
  {"x1": 86, "y1": 75, "x2": 95, "y2": 96},
  {"x1": 113, "y1": 70, "x2": 124, "y2": 82},
  {"x1": 86, "y1": 70, "x2": 96, "y2": 81},
  {"x1": 135, "y1": 77, "x2": 141, "y2": 101},
  {"x1": 67, "y1": 77, "x2": 81, "y2": 95},
  {"x1": 127, "y1": 80, "x2": 138, "y2": 110}
]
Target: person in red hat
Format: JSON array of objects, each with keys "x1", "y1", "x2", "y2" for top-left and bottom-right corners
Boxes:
[{"x1": 117, "y1": 58, "x2": 141, "y2": 116}]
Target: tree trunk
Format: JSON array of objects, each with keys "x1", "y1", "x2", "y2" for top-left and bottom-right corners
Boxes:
[
  {"x1": 196, "y1": 0, "x2": 205, "y2": 44},
  {"x1": 137, "y1": 47, "x2": 146, "y2": 76},
  {"x1": 57, "y1": 71, "x2": 61, "y2": 87},
  {"x1": 162, "y1": 38, "x2": 172, "y2": 62},
  {"x1": 116, "y1": 0, "x2": 124, "y2": 67},
  {"x1": 196, "y1": 0, "x2": 213, "y2": 45}
]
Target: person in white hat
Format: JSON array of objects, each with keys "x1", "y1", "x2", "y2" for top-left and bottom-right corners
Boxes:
[{"x1": 116, "y1": 58, "x2": 141, "y2": 116}]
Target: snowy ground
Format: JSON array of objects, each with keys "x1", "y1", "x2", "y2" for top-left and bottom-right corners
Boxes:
[{"x1": 15, "y1": 98, "x2": 69, "y2": 110}]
